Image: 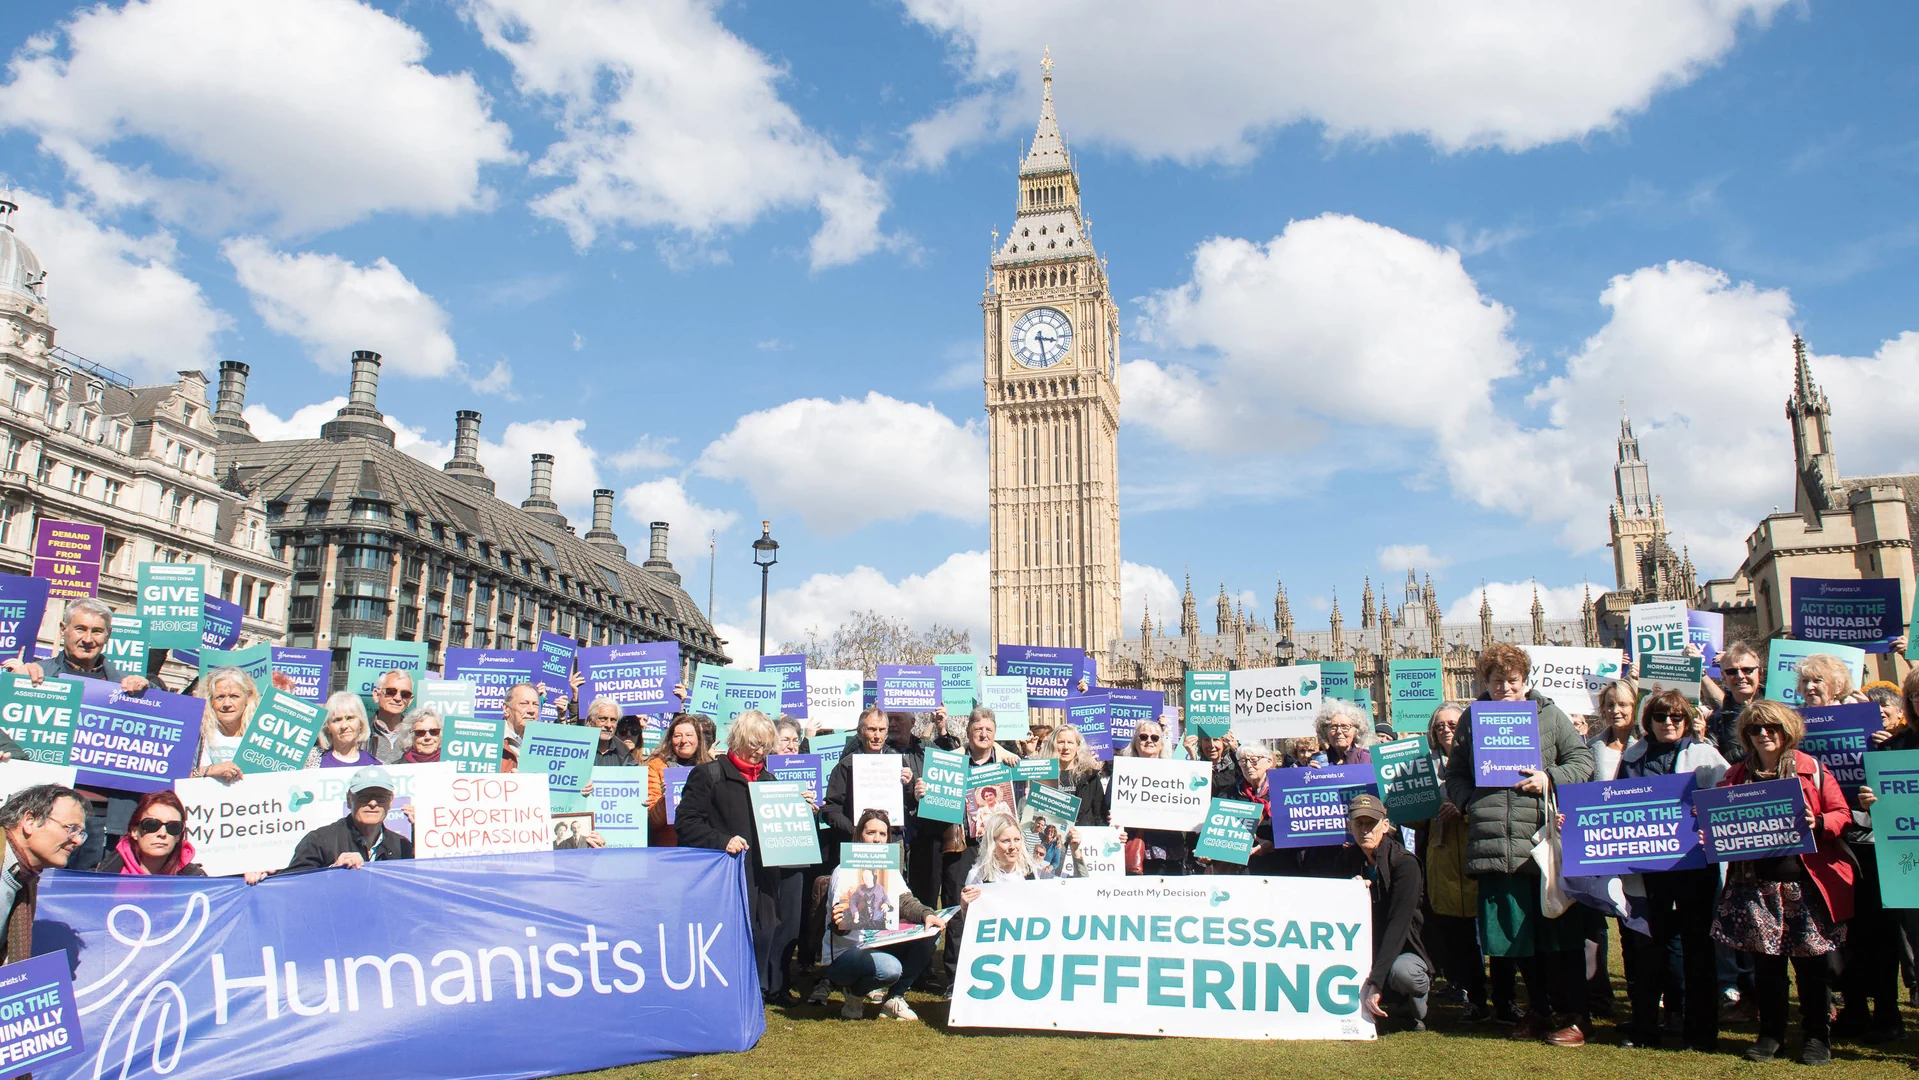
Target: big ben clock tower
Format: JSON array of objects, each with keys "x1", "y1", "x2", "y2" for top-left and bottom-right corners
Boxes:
[{"x1": 985, "y1": 51, "x2": 1122, "y2": 666}]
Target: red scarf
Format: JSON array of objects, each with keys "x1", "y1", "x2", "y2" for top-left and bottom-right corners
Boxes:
[
  {"x1": 401, "y1": 748, "x2": 441, "y2": 764},
  {"x1": 728, "y1": 752, "x2": 764, "y2": 782},
  {"x1": 1238, "y1": 778, "x2": 1272, "y2": 825}
]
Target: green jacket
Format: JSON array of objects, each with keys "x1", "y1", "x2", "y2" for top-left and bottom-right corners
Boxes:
[{"x1": 1441, "y1": 690, "x2": 1593, "y2": 877}]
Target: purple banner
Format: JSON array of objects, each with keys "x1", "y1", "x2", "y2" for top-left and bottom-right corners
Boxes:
[
  {"x1": 66, "y1": 678, "x2": 202, "y2": 793},
  {"x1": 1792, "y1": 576, "x2": 1905, "y2": 653},
  {"x1": 442, "y1": 648, "x2": 542, "y2": 720},
  {"x1": 0, "y1": 572, "x2": 50, "y2": 660},
  {"x1": 270, "y1": 646, "x2": 332, "y2": 704},
  {"x1": 536, "y1": 632, "x2": 577, "y2": 719},
  {"x1": 759, "y1": 654, "x2": 808, "y2": 718},
  {"x1": 994, "y1": 645, "x2": 1085, "y2": 702},
  {"x1": 32, "y1": 519, "x2": 103, "y2": 601},
  {"x1": 1800, "y1": 702, "x2": 1877, "y2": 810},
  {"x1": 1104, "y1": 687, "x2": 1164, "y2": 747},
  {"x1": 1557, "y1": 773, "x2": 1704, "y2": 875},
  {"x1": 0, "y1": 952, "x2": 85, "y2": 1074},
  {"x1": 1695, "y1": 779, "x2": 1815, "y2": 863},
  {"x1": 876, "y1": 664, "x2": 941, "y2": 712},
  {"x1": 1688, "y1": 610, "x2": 1725, "y2": 680},
  {"x1": 664, "y1": 765, "x2": 693, "y2": 824},
  {"x1": 577, "y1": 642, "x2": 678, "y2": 714},
  {"x1": 1066, "y1": 693, "x2": 1112, "y2": 761},
  {"x1": 171, "y1": 594, "x2": 244, "y2": 669},
  {"x1": 1469, "y1": 700, "x2": 1541, "y2": 787},
  {"x1": 1268, "y1": 764, "x2": 1377, "y2": 848}
]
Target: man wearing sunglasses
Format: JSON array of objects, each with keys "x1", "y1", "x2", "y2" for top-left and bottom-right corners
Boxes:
[
  {"x1": 368, "y1": 670, "x2": 416, "y2": 764},
  {"x1": 284, "y1": 766, "x2": 415, "y2": 871},
  {"x1": 1704, "y1": 641, "x2": 1766, "y2": 766},
  {"x1": 0, "y1": 783, "x2": 88, "y2": 963}
]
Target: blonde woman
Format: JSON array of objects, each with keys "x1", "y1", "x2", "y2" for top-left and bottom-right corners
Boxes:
[
  {"x1": 1042, "y1": 724, "x2": 1107, "y2": 825},
  {"x1": 192, "y1": 667, "x2": 260, "y2": 782},
  {"x1": 1796, "y1": 653, "x2": 1861, "y2": 708},
  {"x1": 310, "y1": 691, "x2": 379, "y2": 769},
  {"x1": 961, "y1": 811, "x2": 1052, "y2": 895}
]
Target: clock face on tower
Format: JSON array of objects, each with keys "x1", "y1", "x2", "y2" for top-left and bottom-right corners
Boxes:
[{"x1": 1010, "y1": 307, "x2": 1073, "y2": 368}]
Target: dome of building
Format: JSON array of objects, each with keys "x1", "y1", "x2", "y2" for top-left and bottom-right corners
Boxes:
[{"x1": 0, "y1": 201, "x2": 47, "y2": 305}]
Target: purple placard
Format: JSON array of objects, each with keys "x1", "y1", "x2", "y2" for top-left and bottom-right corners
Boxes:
[
  {"x1": 1800, "y1": 702, "x2": 1877, "y2": 810},
  {"x1": 664, "y1": 765, "x2": 693, "y2": 824},
  {"x1": 1695, "y1": 779, "x2": 1815, "y2": 863},
  {"x1": 1688, "y1": 610, "x2": 1725, "y2": 680},
  {"x1": 1268, "y1": 764, "x2": 1378, "y2": 848},
  {"x1": 0, "y1": 573, "x2": 50, "y2": 661},
  {"x1": 1791, "y1": 576, "x2": 1905, "y2": 653},
  {"x1": 1469, "y1": 700, "x2": 1542, "y2": 787},
  {"x1": 1066, "y1": 693, "x2": 1112, "y2": 761},
  {"x1": 32, "y1": 518, "x2": 103, "y2": 601},
  {"x1": 995, "y1": 644, "x2": 1086, "y2": 702},
  {"x1": 1557, "y1": 773, "x2": 1704, "y2": 876},
  {"x1": 1105, "y1": 687, "x2": 1165, "y2": 747},
  {"x1": 577, "y1": 642, "x2": 678, "y2": 713},
  {"x1": 537, "y1": 632, "x2": 577, "y2": 719},
  {"x1": 67, "y1": 678, "x2": 202, "y2": 793},
  {"x1": 171, "y1": 594, "x2": 244, "y2": 669},
  {"x1": 862, "y1": 681, "x2": 877, "y2": 709},
  {"x1": 0, "y1": 952, "x2": 85, "y2": 1073},
  {"x1": 270, "y1": 646, "x2": 332, "y2": 704},
  {"x1": 768, "y1": 753, "x2": 824, "y2": 804},
  {"x1": 876, "y1": 664, "x2": 942, "y2": 712},
  {"x1": 442, "y1": 647, "x2": 542, "y2": 720},
  {"x1": 759, "y1": 654, "x2": 808, "y2": 718}
]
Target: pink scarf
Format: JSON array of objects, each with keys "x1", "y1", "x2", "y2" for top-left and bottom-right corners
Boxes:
[{"x1": 112, "y1": 831, "x2": 195, "y2": 876}]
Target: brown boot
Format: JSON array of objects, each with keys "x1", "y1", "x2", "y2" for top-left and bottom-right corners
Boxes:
[{"x1": 1546, "y1": 1023, "x2": 1588, "y2": 1047}]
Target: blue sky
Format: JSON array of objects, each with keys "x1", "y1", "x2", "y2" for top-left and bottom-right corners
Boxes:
[{"x1": 4, "y1": 0, "x2": 1917, "y2": 659}]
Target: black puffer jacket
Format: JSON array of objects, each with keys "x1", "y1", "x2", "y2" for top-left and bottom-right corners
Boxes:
[{"x1": 1441, "y1": 690, "x2": 1593, "y2": 877}]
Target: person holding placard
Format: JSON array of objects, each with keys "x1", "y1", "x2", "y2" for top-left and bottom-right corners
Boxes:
[
  {"x1": 820, "y1": 810, "x2": 948, "y2": 1022},
  {"x1": 1612, "y1": 689, "x2": 1729, "y2": 1052},
  {"x1": 96, "y1": 790, "x2": 205, "y2": 876},
  {"x1": 1187, "y1": 726, "x2": 1244, "y2": 797},
  {"x1": 1832, "y1": 683, "x2": 1906, "y2": 1045},
  {"x1": 367, "y1": 669, "x2": 416, "y2": 764},
  {"x1": 1336, "y1": 794, "x2": 1431, "y2": 1031},
  {"x1": 587, "y1": 698, "x2": 636, "y2": 766},
  {"x1": 308, "y1": 692, "x2": 380, "y2": 769},
  {"x1": 1442, "y1": 642, "x2": 1595, "y2": 1047},
  {"x1": 1704, "y1": 642, "x2": 1766, "y2": 766},
  {"x1": 646, "y1": 715, "x2": 713, "y2": 848},
  {"x1": 1044, "y1": 724, "x2": 1108, "y2": 828},
  {"x1": 400, "y1": 709, "x2": 442, "y2": 764},
  {"x1": 189, "y1": 666, "x2": 259, "y2": 782},
  {"x1": 1417, "y1": 703, "x2": 1497, "y2": 1024},
  {"x1": 1213, "y1": 741, "x2": 1278, "y2": 875},
  {"x1": 502, "y1": 683, "x2": 544, "y2": 749},
  {"x1": 827, "y1": 707, "x2": 919, "y2": 847},
  {"x1": 1584, "y1": 681, "x2": 1637, "y2": 783},
  {"x1": 1310, "y1": 701, "x2": 1374, "y2": 767},
  {"x1": 1115, "y1": 719, "x2": 1190, "y2": 876},
  {"x1": 1710, "y1": 699, "x2": 1854, "y2": 1065},
  {"x1": 1797, "y1": 653, "x2": 1863, "y2": 709},
  {"x1": 285, "y1": 766, "x2": 415, "y2": 870},
  {"x1": 676, "y1": 711, "x2": 805, "y2": 1006}
]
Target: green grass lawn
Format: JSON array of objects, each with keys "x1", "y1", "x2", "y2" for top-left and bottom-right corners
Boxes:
[{"x1": 563, "y1": 927, "x2": 1917, "y2": 1080}]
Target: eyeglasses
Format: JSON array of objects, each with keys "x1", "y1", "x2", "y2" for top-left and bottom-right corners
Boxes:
[
  {"x1": 1749, "y1": 722, "x2": 1785, "y2": 736},
  {"x1": 379, "y1": 688, "x2": 414, "y2": 700},
  {"x1": 1725, "y1": 666, "x2": 1761, "y2": 677},
  {"x1": 1324, "y1": 723, "x2": 1357, "y2": 733},
  {"x1": 135, "y1": 817, "x2": 184, "y2": 838},
  {"x1": 413, "y1": 727, "x2": 441, "y2": 737},
  {"x1": 39, "y1": 817, "x2": 86, "y2": 843},
  {"x1": 1646, "y1": 711, "x2": 1684, "y2": 723},
  {"x1": 1137, "y1": 734, "x2": 1162, "y2": 743}
]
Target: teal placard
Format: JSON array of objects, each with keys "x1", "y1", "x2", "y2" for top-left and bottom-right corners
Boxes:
[
  {"x1": 137, "y1": 562, "x2": 204, "y2": 649},
  {"x1": 978, "y1": 676, "x2": 1028, "y2": 728},
  {"x1": 689, "y1": 663, "x2": 725, "y2": 716},
  {"x1": 1866, "y1": 750, "x2": 1919, "y2": 908},
  {"x1": 1195, "y1": 797, "x2": 1262, "y2": 864},
  {"x1": 346, "y1": 638, "x2": 428, "y2": 714},
  {"x1": 1389, "y1": 658, "x2": 1444, "y2": 732},
  {"x1": 200, "y1": 642, "x2": 272, "y2": 683},
  {"x1": 1185, "y1": 671, "x2": 1231, "y2": 737},
  {"x1": 236, "y1": 688, "x2": 325, "y2": 774},
  {"x1": 420, "y1": 678, "x2": 476, "y2": 721},
  {"x1": 521, "y1": 721, "x2": 599, "y2": 793},
  {"x1": 587, "y1": 766, "x2": 650, "y2": 848},
  {"x1": 444, "y1": 712, "x2": 505, "y2": 773},
  {"x1": 1319, "y1": 662, "x2": 1358, "y2": 703},
  {"x1": 749, "y1": 780, "x2": 822, "y2": 866},
  {"x1": 919, "y1": 747, "x2": 966, "y2": 824},
  {"x1": 1019, "y1": 782, "x2": 1080, "y2": 849},
  {"x1": 102, "y1": 614, "x2": 147, "y2": 674},
  {"x1": 718, "y1": 670, "x2": 781, "y2": 722},
  {"x1": 1765, "y1": 640, "x2": 1867, "y2": 708},
  {"x1": 839, "y1": 842, "x2": 903, "y2": 870},
  {"x1": 935, "y1": 654, "x2": 981, "y2": 714},
  {"x1": 1355, "y1": 689, "x2": 1377, "y2": 724},
  {"x1": 0, "y1": 674, "x2": 79, "y2": 765},
  {"x1": 1014, "y1": 757, "x2": 1060, "y2": 781},
  {"x1": 1373, "y1": 733, "x2": 1444, "y2": 824},
  {"x1": 967, "y1": 761, "x2": 1014, "y2": 790}
]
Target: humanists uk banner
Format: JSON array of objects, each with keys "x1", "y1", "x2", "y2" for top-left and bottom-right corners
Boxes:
[
  {"x1": 31, "y1": 848, "x2": 766, "y2": 1080},
  {"x1": 949, "y1": 876, "x2": 1376, "y2": 1040}
]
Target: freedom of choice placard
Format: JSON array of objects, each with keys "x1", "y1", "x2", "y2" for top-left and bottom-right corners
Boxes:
[
  {"x1": 1387, "y1": 659, "x2": 1443, "y2": 732},
  {"x1": 1107, "y1": 756, "x2": 1210, "y2": 832},
  {"x1": 757, "y1": 653, "x2": 809, "y2": 717},
  {"x1": 1269, "y1": 765, "x2": 1377, "y2": 848},
  {"x1": 1864, "y1": 750, "x2": 1919, "y2": 908},
  {"x1": 1066, "y1": 693, "x2": 1111, "y2": 760},
  {"x1": 521, "y1": 721, "x2": 599, "y2": 793},
  {"x1": 346, "y1": 637, "x2": 428, "y2": 712},
  {"x1": 1764, "y1": 640, "x2": 1866, "y2": 708},
  {"x1": 1468, "y1": 701, "x2": 1540, "y2": 787},
  {"x1": 1228, "y1": 665, "x2": 1321, "y2": 741},
  {"x1": 1556, "y1": 774, "x2": 1703, "y2": 875},
  {"x1": 935, "y1": 654, "x2": 981, "y2": 714},
  {"x1": 1695, "y1": 779, "x2": 1815, "y2": 863},
  {"x1": 979, "y1": 675, "x2": 1029, "y2": 728},
  {"x1": 585, "y1": 766, "x2": 649, "y2": 848}
]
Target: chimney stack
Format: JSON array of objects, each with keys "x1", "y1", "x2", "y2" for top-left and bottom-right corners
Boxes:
[
  {"x1": 642, "y1": 521, "x2": 680, "y2": 585},
  {"x1": 320, "y1": 349, "x2": 396, "y2": 445},
  {"x1": 584, "y1": 488, "x2": 626, "y2": 558},
  {"x1": 212, "y1": 360, "x2": 257, "y2": 444},
  {"x1": 520, "y1": 453, "x2": 567, "y2": 529},
  {"x1": 441, "y1": 410, "x2": 494, "y2": 495}
]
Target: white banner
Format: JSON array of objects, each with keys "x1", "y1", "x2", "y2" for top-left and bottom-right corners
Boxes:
[
  {"x1": 1524, "y1": 645, "x2": 1625, "y2": 715},
  {"x1": 806, "y1": 668, "x2": 863, "y2": 730},
  {"x1": 414, "y1": 770, "x2": 552, "y2": 858},
  {"x1": 177, "y1": 763, "x2": 458, "y2": 876},
  {"x1": 1108, "y1": 757, "x2": 1211, "y2": 832},
  {"x1": 0, "y1": 761, "x2": 77, "y2": 803},
  {"x1": 950, "y1": 876, "x2": 1375, "y2": 1040},
  {"x1": 852, "y1": 752, "x2": 905, "y2": 824},
  {"x1": 1068, "y1": 826, "x2": 1125, "y2": 878},
  {"x1": 1228, "y1": 665, "x2": 1321, "y2": 740}
]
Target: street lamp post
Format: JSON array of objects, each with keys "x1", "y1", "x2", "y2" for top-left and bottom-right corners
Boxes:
[{"x1": 752, "y1": 520, "x2": 779, "y2": 659}]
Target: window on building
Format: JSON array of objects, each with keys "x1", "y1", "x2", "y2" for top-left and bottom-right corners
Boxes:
[
  {"x1": 0, "y1": 502, "x2": 19, "y2": 546},
  {"x1": 405, "y1": 511, "x2": 420, "y2": 533},
  {"x1": 102, "y1": 479, "x2": 122, "y2": 506},
  {"x1": 67, "y1": 467, "x2": 89, "y2": 495},
  {"x1": 349, "y1": 500, "x2": 391, "y2": 523},
  {"x1": 340, "y1": 545, "x2": 392, "y2": 571},
  {"x1": 101, "y1": 535, "x2": 124, "y2": 573},
  {"x1": 1, "y1": 437, "x2": 17, "y2": 473},
  {"x1": 169, "y1": 492, "x2": 184, "y2": 524},
  {"x1": 292, "y1": 543, "x2": 326, "y2": 570},
  {"x1": 430, "y1": 523, "x2": 446, "y2": 545},
  {"x1": 266, "y1": 501, "x2": 286, "y2": 522},
  {"x1": 9, "y1": 382, "x2": 28, "y2": 411},
  {"x1": 34, "y1": 456, "x2": 53, "y2": 485},
  {"x1": 289, "y1": 596, "x2": 317, "y2": 624},
  {"x1": 341, "y1": 597, "x2": 384, "y2": 622},
  {"x1": 403, "y1": 555, "x2": 425, "y2": 579},
  {"x1": 304, "y1": 500, "x2": 329, "y2": 523}
]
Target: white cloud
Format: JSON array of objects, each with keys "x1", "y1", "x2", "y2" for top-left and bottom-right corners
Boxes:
[
  {"x1": 466, "y1": 0, "x2": 894, "y2": 269},
  {"x1": 1121, "y1": 561, "x2": 1178, "y2": 632},
  {"x1": 223, "y1": 237, "x2": 458, "y2": 378},
  {"x1": 0, "y1": 0, "x2": 516, "y2": 234},
  {"x1": 1444, "y1": 581, "x2": 1594, "y2": 624},
  {"x1": 621, "y1": 477, "x2": 739, "y2": 543},
  {"x1": 696, "y1": 392, "x2": 985, "y2": 535},
  {"x1": 901, "y1": 0, "x2": 1788, "y2": 165},
  {"x1": 240, "y1": 398, "x2": 344, "y2": 443},
  {"x1": 610, "y1": 436, "x2": 678, "y2": 472},
  {"x1": 5, "y1": 191, "x2": 228, "y2": 380},
  {"x1": 759, "y1": 551, "x2": 989, "y2": 646},
  {"x1": 1378, "y1": 545, "x2": 1448, "y2": 574}
]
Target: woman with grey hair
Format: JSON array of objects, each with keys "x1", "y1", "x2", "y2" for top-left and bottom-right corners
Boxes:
[
  {"x1": 192, "y1": 666, "x2": 260, "y2": 782},
  {"x1": 309, "y1": 691, "x2": 379, "y2": 769},
  {"x1": 1310, "y1": 698, "x2": 1374, "y2": 766}
]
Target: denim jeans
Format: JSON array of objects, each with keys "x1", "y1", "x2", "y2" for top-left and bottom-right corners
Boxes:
[{"x1": 823, "y1": 938, "x2": 935, "y2": 998}]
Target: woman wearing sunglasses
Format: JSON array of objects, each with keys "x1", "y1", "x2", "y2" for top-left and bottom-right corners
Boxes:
[{"x1": 96, "y1": 791, "x2": 205, "y2": 876}]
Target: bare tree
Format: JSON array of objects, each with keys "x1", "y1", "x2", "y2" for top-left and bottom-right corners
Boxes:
[{"x1": 778, "y1": 610, "x2": 973, "y2": 677}]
